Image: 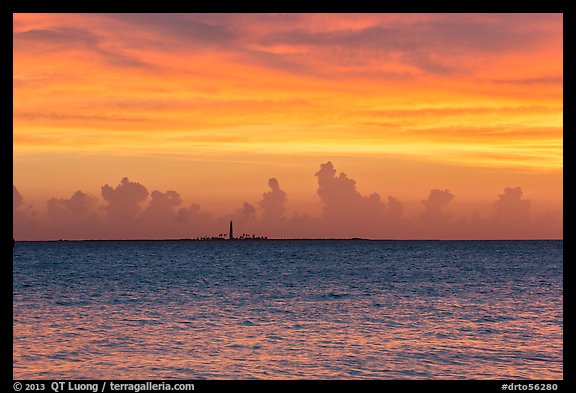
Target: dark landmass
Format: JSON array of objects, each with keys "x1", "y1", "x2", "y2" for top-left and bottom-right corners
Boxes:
[{"x1": 13, "y1": 238, "x2": 562, "y2": 243}]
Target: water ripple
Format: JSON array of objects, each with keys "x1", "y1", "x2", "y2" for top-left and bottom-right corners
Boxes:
[{"x1": 13, "y1": 240, "x2": 563, "y2": 379}]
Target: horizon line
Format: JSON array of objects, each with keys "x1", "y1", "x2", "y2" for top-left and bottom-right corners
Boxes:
[{"x1": 13, "y1": 238, "x2": 563, "y2": 242}]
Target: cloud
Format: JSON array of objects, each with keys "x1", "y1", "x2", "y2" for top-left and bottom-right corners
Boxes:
[
  {"x1": 314, "y1": 161, "x2": 387, "y2": 237},
  {"x1": 418, "y1": 189, "x2": 455, "y2": 235},
  {"x1": 96, "y1": 47, "x2": 152, "y2": 69},
  {"x1": 421, "y1": 18, "x2": 536, "y2": 52},
  {"x1": 404, "y1": 51, "x2": 459, "y2": 75},
  {"x1": 141, "y1": 190, "x2": 182, "y2": 221},
  {"x1": 175, "y1": 204, "x2": 221, "y2": 238},
  {"x1": 364, "y1": 105, "x2": 561, "y2": 119},
  {"x1": 259, "y1": 178, "x2": 287, "y2": 222},
  {"x1": 492, "y1": 76, "x2": 563, "y2": 85},
  {"x1": 13, "y1": 186, "x2": 39, "y2": 240},
  {"x1": 137, "y1": 190, "x2": 189, "y2": 238},
  {"x1": 493, "y1": 186, "x2": 531, "y2": 222},
  {"x1": 387, "y1": 196, "x2": 406, "y2": 222},
  {"x1": 13, "y1": 27, "x2": 99, "y2": 50},
  {"x1": 238, "y1": 48, "x2": 321, "y2": 77},
  {"x1": 12, "y1": 163, "x2": 561, "y2": 240},
  {"x1": 102, "y1": 14, "x2": 235, "y2": 47},
  {"x1": 175, "y1": 204, "x2": 212, "y2": 224},
  {"x1": 101, "y1": 177, "x2": 149, "y2": 224},
  {"x1": 13, "y1": 186, "x2": 24, "y2": 210},
  {"x1": 236, "y1": 202, "x2": 257, "y2": 222},
  {"x1": 261, "y1": 17, "x2": 544, "y2": 53},
  {"x1": 45, "y1": 191, "x2": 100, "y2": 239},
  {"x1": 253, "y1": 15, "x2": 554, "y2": 75},
  {"x1": 14, "y1": 111, "x2": 149, "y2": 123},
  {"x1": 316, "y1": 161, "x2": 360, "y2": 205},
  {"x1": 97, "y1": 179, "x2": 220, "y2": 238},
  {"x1": 47, "y1": 191, "x2": 98, "y2": 222},
  {"x1": 421, "y1": 189, "x2": 454, "y2": 215},
  {"x1": 103, "y1": 14, "x2": 319, "y2": 77},
  {"x1": 13, "y1": 26, "x2": 152, "y2": 69}
]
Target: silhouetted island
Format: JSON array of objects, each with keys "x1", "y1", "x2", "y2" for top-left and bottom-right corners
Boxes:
[
  {"x1": 191, "y1": 220, "x2": 268, "y2": 241},
  {"x1": 192, "y1": 234, "x2": 268, "y2": 241}
]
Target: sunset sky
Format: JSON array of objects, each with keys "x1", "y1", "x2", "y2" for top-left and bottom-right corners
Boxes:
[{"x1": 13, "y1": 13, "x2": 563, "y2": 240}]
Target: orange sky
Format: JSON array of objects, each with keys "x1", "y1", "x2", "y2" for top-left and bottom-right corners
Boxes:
[{"x1": 13, "y1": 13, "x2": 562, "y2": 240}]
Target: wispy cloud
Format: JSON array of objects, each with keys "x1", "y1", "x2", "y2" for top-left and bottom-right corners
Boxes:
[
  {"x1": 14, "y1": 26, "x2": 153, "y2": 69},
  {"x1": 102, "y1": 13, "x2": 236, "y2": 47},
  {"x1": 492, "y1": 76, "x2": 563, "y2": 85}
]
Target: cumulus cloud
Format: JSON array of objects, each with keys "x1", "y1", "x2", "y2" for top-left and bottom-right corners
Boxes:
[
  {"x1": 485, "y1": 186, "x2": 535, "y2": 239},
  {"x1": 45, "y1": 191, "x2": 100, "y2": 239},
  {"x1": 132, "y1": 190, "x2": 182, "y2": 238},
  {"x1": 421, "y1": 189, "x2": 454, "y2": 217},
  {"x1": 176, "y1": 204, "x2": 210, "y2": 224},
  {"x1": 314, "y1": 161, "x2": 387, "y2": 237},
  {"x1": 259, "y1": 178, "x2": 286, "y2": 222},
  {"x1": 231, "y1": 202, "x2": 257, "y2": 226},
  {"x1": 140, "y1": 190, "x2": 182, "y2": 221},
  {"x1": 174, "y1": 203, "x2": 222, "y2": 238},
  {"x1": 387, "y1": 196, "x2": 405, "y2": 221},
  {"x1": 493, "y1": 186, "x2": 531, "y2": 222},
  {"x1": 417, "y1": 189, "x2": 455, "y2": 236},
  {"x1": 13, "y1": 186, "x2": 39, "y2": 240},
  {"x1": 101, "y1": 177, "x2": 149, "y2": 224},
  {"x1": 13, "y1": 186, "x2": 24, "y2": 210},
  {"x1": 239, "y1": 202, "x2": 257, "y2": 220},
  {"x1": 316, "y1": 161, "x2": 360, "y2": 206},
  {"x1": 47, "y1": 191, "x2": 98, "y2": 222},
  {"x1": 12, "y1": 164, "x2": 562, "y2": 240}
]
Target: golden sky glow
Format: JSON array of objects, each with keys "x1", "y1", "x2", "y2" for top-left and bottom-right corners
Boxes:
[{"x1": 13, "y1": 13, "x2": 562, "y2": 239}]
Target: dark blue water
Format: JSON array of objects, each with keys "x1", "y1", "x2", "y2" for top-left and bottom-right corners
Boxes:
[{"x1": 13, "y1": 240, "x2": 563, "y2": 379}]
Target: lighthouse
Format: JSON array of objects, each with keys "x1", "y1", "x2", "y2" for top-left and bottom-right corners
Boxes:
[{"x1": 229, "y1": 220, "x2": 234, "y2": 240}]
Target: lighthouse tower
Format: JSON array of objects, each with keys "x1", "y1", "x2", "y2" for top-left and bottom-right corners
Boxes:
[{"x1": 229, "y1": 220, "x2": 234, "y2": 240}]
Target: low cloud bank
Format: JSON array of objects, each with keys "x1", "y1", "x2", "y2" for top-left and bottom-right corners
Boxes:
[{"x1": 13, "y1": 162, "x2": 562, "y2": 240}]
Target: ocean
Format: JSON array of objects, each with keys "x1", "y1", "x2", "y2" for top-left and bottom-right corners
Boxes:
[{"x1": 13, "y1": 240, "x2": 563, "y2": 380}]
